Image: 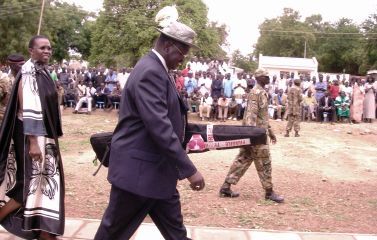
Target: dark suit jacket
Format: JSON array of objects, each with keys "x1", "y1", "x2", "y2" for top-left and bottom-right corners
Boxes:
[
  {"x1": 319, "y1": 96, "x2": 334, "y2": 108},
  {"x1": 96, "y1": 87, "x2": 111, "y2": 95},
  {"x1": 108, "y1": 51, "x2": 197, "y2": 200}
]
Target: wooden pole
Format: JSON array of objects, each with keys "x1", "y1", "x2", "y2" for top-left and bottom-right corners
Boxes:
[
  {"x1": 304, "y1": 39, "x2": 307, "y2": 58},
  {"x1": 37, "y1": 0, "x2": 46, "y2": 35}
]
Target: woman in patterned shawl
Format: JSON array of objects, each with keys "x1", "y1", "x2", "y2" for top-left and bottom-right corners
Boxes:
[{"x1": 0, "y1": 36, "x2": 64, "y2": 239}]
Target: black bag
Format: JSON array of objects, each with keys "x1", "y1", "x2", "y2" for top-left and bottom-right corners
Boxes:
[{"x1": 90, "y1": 132, "x2": 113, "y2": 175}]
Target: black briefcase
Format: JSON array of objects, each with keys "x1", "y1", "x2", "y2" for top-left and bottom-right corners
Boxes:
[{"x1": 90, "y1": 132, "x2": 113, "y2": 175}]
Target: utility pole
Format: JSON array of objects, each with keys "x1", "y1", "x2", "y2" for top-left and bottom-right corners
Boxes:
[
  {"x1": 37, "y1": 0, "x2": 46, "y2": 35},
  {"x1": 304, "y1": 39, "x2": 307, "y2": 58}
]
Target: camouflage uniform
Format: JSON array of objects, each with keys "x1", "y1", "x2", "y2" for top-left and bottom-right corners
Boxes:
[
  {"x1": 0, "y1": 72, "x2": 12, "y2": 126},
  {"x1": 286, "y1": 84, "x2": 303, "y2": 133},
  {"x1": 224, "y1": 83, "x2": 274, "y2": 190}
]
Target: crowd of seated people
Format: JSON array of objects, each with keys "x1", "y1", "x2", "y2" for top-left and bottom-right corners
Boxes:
[
  {"x1": 46, "y1": 58, "x2": 376, "y2": 124},
  {"x1": 267, "y1": 72, "x2": 377, "y2": 124},
  {"x1": 174, "y1": 65, "x2": 376, "y2": 124},
  {"x1": 173, "y1": 69, "x2": 252, "y2": 122},
  {"x1": 47, "y1": 65, "x2": 132, "y2": 114}
]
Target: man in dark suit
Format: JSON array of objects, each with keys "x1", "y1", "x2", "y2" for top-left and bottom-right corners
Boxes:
[
  {"x1": 318, "y1": 91, "x2": 336, "y2": 123},
  {"x1": 94, "y1": 19, "x2": 205, "y2": 240},
  {"x1": 94, "y1": 82, "x2": 111, "y2": 108},
  {"x1": 84, "y1": 67, "x2": 96, "y2": 85}
]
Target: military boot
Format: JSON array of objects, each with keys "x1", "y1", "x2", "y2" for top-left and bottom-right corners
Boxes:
[
  {"x1": 219, "y1": 187, "x2": 240, "y2": 198},
  {"x1": 265, "y1": 188, "x2": 284, "y2": 203},
  {"x1": 284, "y1": 131, "x2": 289, "y2": 137},
  {"x1": 295, "y1": 131, "x2": 300, "y2": 137}
]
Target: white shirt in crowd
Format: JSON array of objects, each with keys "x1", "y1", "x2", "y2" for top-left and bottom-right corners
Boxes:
[
  {"x1": 302, "y1": 80, "x2": 311, "y2": 91},
  {"x1": 77, "y1": 84, "x2": 86, "y2": 97},
  {"x1": 86, "y1": 86, "x2": 97, "y2": 97},
  {"x1": 341, "y1": 84, "x2": 353, "y2": 98},
  {"x1": 197, "y1": 76, "x2": 212, "y2": 96},
  {"x1": 117, "y1": 72, "x2": 129, "y2": 90},
  {"x1": 232, "y1": 78, "x2": 247, "y2": 96},
  {"x1": 200, "y1": 96, "x2": 213, "y2": 105},
  {"x1": 277, "y1": 78, "x2": 287, "y2": 92},
  {"x1": 187, "y1": 61, "x2": 200, "y2": 73},
  {"x1": 200, "y1": 62, "x2": 209, "y2": 72}
]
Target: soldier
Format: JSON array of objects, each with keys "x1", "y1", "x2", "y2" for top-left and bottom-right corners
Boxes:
[
  {"x1": 285, "y1": 79, "x2": 303, "y2": 137},
  {"x1": 0, "y1": 54, "x2": 25, "y2": 125},
  {"x1": 219, "y1": 68, "x2": 284, "y2": 203}
]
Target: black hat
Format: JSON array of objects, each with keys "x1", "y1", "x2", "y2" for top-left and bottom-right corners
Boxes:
[{"x1": 7, "y1": 54, "x2": 25, "y2": 63}]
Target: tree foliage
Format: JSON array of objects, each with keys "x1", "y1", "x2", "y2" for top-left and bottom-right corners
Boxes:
[
  {"x1": 43, "y1": 1, "x2": 92, "y2": 63},
  {"x1": 232, "y1": 50, "x2": 257, "y2": 73},
  {"x1": 255, "y1": 8, "x2": 315, "y2": 58},
  {"x1": 254, "y1": 8, "x2": 377, "y2": 75},
  {"x1": 89, "y1": 0, "x2": 226, "y2": 67},
  {"x1": 315, "y1": 18, "x2": 364, "y2": 74},
  {"x1": 0, "y1": 0, "x2": 40, "y2": 62},
  {"x1": 0, "y1": 0, "x2": 92, "y2": 63},
  {"x1": 362, "y1": 13, "x2": 377, "y2": 70}
]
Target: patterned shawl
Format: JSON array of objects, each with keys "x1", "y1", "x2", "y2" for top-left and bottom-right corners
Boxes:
[{"x1": 0, "y1": 59, "x2": 65, "y2": 237}]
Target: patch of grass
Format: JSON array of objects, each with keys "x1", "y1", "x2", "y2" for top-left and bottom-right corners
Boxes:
[
  {"x1": 257, "y1": 199, "x2": 275, "y2": 206},
  {"x1": 334, "y1": 213, "x2": 348, "y2": 221},
  {"x1": 368, "y1": 199, "x2": 377, "y2": 208},
  {"x1": 237, "y1": 212, "x2": 254, "y2": 225},
  {"x1": 78, "y1": 139, "x2": 90, "y2": 146},
  {"x1": 290, "y1": 197, "x2": 315, "y2": 207}
]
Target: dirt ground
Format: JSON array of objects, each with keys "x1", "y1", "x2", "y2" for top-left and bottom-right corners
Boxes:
[{"x1": 61, "y1": 109, "x2": 377, "y2": 234}]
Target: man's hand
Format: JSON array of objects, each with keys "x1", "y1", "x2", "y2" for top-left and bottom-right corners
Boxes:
[
  {"x1": 28, "y1": 136, "x2": 42, "y2": 162},
  {"x1": 268, "y1": 128, "x2": 277, "y2": 144},
  {"x1": 269, "y1": 133, "x2": 277, "y2": 144},
  {"x1": 187, "y1": 171, "x2": 205, "y2": 191}
]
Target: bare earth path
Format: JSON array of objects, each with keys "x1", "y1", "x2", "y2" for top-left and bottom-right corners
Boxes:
[{"x1": 61, "y1": 109, "x2": 377, "y2": 234}]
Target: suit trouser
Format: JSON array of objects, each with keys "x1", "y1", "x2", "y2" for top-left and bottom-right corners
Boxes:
[
  {"x1": 94, "y1": 185, "x2": 190, "y2": 240},
  {"x1": 318, "y1": 107, "x2": 336, "y2": 122}
]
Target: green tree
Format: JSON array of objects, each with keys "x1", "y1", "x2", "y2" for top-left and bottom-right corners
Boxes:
[
  {"x1": 0, "y1": 0, "x2": 92, "y2": 63},
  {"x1": 254, "y1": 8, "x2": 374, "y2": 75},
  {"x1": 42, "y1": 1, "x2": 92, "y2": 63},
  {"x1": 232, "y1": 50, "x2": 257, "y2": 73},
  {"x1": 315, "y1": 18, "x2": 365, "y2": 74},
  {"x1": 0, "y1": 0, "x2": 40, "y2": 62},
  {"x1": 89, "y1": 0, "x2": 226, "y2": 67},
  {"x1": 362, "y1": 12, "x2": 377, "y2": 70},
  {"x1": 254, "y1": 8, "x2": 315, "y2": 59}
]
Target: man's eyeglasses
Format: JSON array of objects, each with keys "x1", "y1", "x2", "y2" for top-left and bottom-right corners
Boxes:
[{"x1": 172, "y1": 43, "x2": 187, "y2": 58}]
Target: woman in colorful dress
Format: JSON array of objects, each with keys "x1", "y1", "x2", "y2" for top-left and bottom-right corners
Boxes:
[
  {"x1": 350, "y1": 78, "x2": 365, "y2": 123},
  {"x1": 363, "y1": 76, "x2": 376, "y2": 123},
  {"x1": 335, "y1": 91, "x2": 350, "y2": 122}
]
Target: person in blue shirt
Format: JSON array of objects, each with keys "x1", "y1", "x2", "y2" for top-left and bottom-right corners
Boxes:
[
  {"x1": 315, "y1": 74, "x2": 327, "y2": 102},
  {"x1": 184, "y1": 71, "x2": 197, "y2": 95},
  {"x1": 105, "y1": 68, "x2": 117, "y2": 92},
  {"x1": 223, "y1": 73, "x2": 234, "y2": 98}
]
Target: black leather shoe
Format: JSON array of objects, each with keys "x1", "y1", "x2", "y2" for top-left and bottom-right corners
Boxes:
[
  {"x1": 219, "y1": 188, "x2": 240, "y2": 198},
  {"x1": 265, "y1": 191, "x2": 284, "y2": 203}
]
